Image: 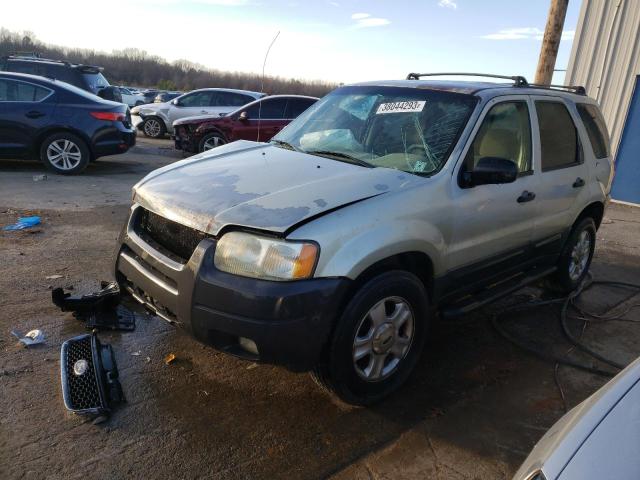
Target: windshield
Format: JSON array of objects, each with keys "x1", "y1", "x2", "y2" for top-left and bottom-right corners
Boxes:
[{"x1": 272, "y1": 85, "x2": 477, "y2": 175}]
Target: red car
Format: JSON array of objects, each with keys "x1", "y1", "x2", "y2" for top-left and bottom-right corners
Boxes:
[{"x1": 173, "y1": 95, "x2": 318, "y2": 153}]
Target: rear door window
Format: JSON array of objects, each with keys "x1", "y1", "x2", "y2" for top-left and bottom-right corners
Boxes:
[
  {"x1": 215, "y1": 92, "x2": 255, "y2": 107},
  {"x1": 577, "y1": 103, "x2": 610, "y2": 158},
  {"x1": 536, "y1": 101, "x2": 580, "y2": 171}
]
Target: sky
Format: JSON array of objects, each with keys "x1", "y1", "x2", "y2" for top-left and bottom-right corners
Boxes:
[{"x1": 2, "y1": 0, "x2": 581, "y2": 84}]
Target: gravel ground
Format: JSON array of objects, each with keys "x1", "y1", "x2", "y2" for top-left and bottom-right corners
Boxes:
[{"x1": 1, "y1": 139, "x2": 639, "y2": 479}]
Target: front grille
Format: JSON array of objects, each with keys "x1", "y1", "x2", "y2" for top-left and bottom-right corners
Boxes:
[
  {"x1": 62, "y1": 335, "x2": 102, "y2": 411},
  {"x1": 134, "y1": 208, "x2": 207, "y2": 263}
]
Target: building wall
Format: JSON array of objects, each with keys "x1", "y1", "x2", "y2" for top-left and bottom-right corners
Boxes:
[{"x1": 566, "y1": 0, "x2": 640, "y2": 156}]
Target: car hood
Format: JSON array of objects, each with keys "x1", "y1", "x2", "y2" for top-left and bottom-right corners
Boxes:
[
  {"x1": 173, "y1": 114, "x2": 226, "y2": 126},
  {"x1": 132, "y1": 140, "x2": 419, "y2": 236}
]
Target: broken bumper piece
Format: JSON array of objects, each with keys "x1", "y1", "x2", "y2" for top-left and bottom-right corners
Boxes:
[{"x1": 60, "y1": 333, "x2": 124, "y2": 415}]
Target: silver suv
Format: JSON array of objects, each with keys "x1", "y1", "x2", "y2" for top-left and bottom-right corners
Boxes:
[{"x1": 114, "y1": 73, "x2": 613, "y2": 405}]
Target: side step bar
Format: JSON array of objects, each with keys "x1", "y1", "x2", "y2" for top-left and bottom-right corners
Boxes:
[{"x1": 440, "y1": 267, "x2": 556, "y2": 319}]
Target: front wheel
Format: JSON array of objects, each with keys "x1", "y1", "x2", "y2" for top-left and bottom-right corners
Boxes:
[
  {"x1": 312, "y1": 270, "x2": 429, "y2": 405},
  {"x1": 142, "y1": 117, "x2": 166, "y2": 138},
  {"x1": 40, "y1": 132, "x2": 90, "y2": 175},
  {"x1": 199, "y1": 132, "x2": 227, "y2": 152},
  {"x1": 549, "y1": 217, "x2": 597, "y2": 293}
]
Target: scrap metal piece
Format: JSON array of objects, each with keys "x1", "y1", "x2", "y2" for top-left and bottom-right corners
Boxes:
[
  {"x1": 60, "y1": 333, "x2": 124, "y2": 415},
  {"x1": 52, "y1": 281, "x2": 121, "y2": 314},
  {"x1": 82, "y1": 304, "x2": 136, "y2": 331}
]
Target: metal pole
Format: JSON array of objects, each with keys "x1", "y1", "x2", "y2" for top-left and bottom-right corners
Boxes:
[{"x1": 535, "y1": 0, "x2": 570, "y2": 85}]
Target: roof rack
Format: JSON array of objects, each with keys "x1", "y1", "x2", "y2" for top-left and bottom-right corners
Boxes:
[
  {"x1": 527, "y1": 83, "x2": 586, "y2": 95},
  {"x1": 3, "y1": 54, "x2": 103, "y2": 72},
  {"x1": 406, "y1": 72, "x2": 529, "y2": 87}
]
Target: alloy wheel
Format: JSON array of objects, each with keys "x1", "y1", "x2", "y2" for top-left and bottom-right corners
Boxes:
[
  {"x1": 144, "y1": 119, "x2": 162, "y2": 137},
  {"x1": 569, "y1": 230, "x2": 592, "y2": 281},
  {"x1": 46, "y1": 139, "x2": 82, "y2": 171},
  {"x1": 352, "y1": 296, "x2": 415, "y2": 382},
  {"x1": 203, "y1": 136, "x2": 226, "y2": 150}
]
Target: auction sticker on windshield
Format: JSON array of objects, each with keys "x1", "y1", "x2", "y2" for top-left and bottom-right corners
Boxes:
[{"x1": 376, "y1": 101, "x2": 426, "y2": 114}]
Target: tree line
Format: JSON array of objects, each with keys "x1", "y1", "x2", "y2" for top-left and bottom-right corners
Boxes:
[{"x1": 0, "y1": 28, "x2": 337, "y2": 97}]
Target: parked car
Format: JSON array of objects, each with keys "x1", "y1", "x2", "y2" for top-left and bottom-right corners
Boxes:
[
  {"x1": 515, "y1": 356, "x2": 640, "y2": 480},
  {"x1": 114, "y1": 73, "x2": 612, "y2": 405},
  {"x1": 117, "y1": 86, "x2": 145, "y2": 107},
  {"x1": 154, "y1": 91, "x2": 182, "y2": 103},
  {"x1": 0, "y1": 72, "x2": 135, "y2": 174},
  {"x1": 173, "y1": 95, "x2": 318, "y2": 153},
  {"x1": 140, "y1": 89, "x2": 160, "y2": 104},
  {"x1": 0, "y1": 55, "x2": 122, "y2": 103},
  {"x1": 131, "y1": 88, "x2": 265, "y2": 138}
]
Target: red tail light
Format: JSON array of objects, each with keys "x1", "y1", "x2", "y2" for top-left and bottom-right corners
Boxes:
[{"x1": 90, "y1": 111, "x2": 125, "y2": 121}]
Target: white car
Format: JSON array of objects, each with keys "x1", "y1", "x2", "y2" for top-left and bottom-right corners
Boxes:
[
  {"x1": 131, "y1": 88, "x2": 265, "y2": 138},
  {"x1": 515, "y1": 356, "x2": 640, "y2": 480},
  {"x1": 117, "y1": 86, "x2": 145, "y2": 108}
]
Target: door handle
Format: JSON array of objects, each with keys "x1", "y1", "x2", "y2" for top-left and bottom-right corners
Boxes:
[
  {"x1": 25, "y1": 110, "x2": 45, "y2": 119},
  {"x1": 200, "y1": 110, "x2": 208, "y2": 114},
  {"x1": 573, "y1": 177, "x2": 585, "y2": 188},
  {"x1": 517, "y1": 191, "x2": 536, "y2": 203}
]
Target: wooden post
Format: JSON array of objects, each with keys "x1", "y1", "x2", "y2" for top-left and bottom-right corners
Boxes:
[{"x1": 535, "y1": 0, "x2": 570, "y2": 85}]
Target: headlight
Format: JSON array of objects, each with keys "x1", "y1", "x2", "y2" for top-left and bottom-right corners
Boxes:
[
  {"x1": 131, "y1": 106, "x2": 140, "y2": 115},
  {"x1": 214, "y1": 232, "x2": 318, "y2": 281}
]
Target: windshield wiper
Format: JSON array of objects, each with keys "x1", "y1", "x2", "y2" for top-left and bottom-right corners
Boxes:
[
  {"x1": 304, "y1": 150, "x2": 372, "y2": 168},
  {"x1": 271, "y1": 139, "x2": 301, "y2": 152}
]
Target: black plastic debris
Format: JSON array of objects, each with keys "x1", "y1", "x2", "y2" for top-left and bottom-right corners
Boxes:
[
  {"x1": 52, "y1": 281, "x2": 135, "y2": 331},
  {"x1": 84, "y1": 304, "x2": 136, "y2": 331},
  {"x1": 60, "y1": 332, "x2": 124, "y2": 416},
  {"x1": 52, "y1": 281, "x2": 120, "y2": 313}
]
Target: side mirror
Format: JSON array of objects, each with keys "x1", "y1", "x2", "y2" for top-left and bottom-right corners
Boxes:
[
  {"x1": 463, "y1": 157, "x2": 518, "y2": 187},
  {"x1": 171, "y1": 99, "x2": 179, "y2": 106},
  {"x1": 239, "y1": 111, "x2": 249, "y2": 121}
]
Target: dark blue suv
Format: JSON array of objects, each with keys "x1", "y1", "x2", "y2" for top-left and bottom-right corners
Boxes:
[{"x1": 0, "y1": 72, "x2": 135, "y2": 174}]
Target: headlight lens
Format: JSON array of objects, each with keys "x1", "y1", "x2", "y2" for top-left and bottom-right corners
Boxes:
[
  {"x1": 131, "y1": 106, "x2": 140, "y2": 115},
  {"x1": 214, "y1": 232, "x2": 318, "y2": 281}
]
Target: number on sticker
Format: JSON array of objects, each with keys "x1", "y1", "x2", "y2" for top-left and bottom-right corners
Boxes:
[{"x1": 376, "y1": 101, "x2": 426, "y2": 114}]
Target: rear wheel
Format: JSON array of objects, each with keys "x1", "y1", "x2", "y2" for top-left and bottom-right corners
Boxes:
[
  {"x1": 549, "y1": 217, "x2": 596, "y2": 293},
  {"x1": 40, "y1": 132, "x2": 90, "y2": 175},
  {"x1": 312, "y1": 270, "x2": 429, "y2": 405},
  {"x1": 199, "y1": 132, "x2": 227, "y2": 152},
  {"x1": 142, "y1": 117, "x2": 166, "y2": 138}
]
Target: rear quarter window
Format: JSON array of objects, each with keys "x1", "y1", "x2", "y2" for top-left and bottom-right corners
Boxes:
[{"x1": 577, "y1": 103, "x2": 610, "y2": 158}]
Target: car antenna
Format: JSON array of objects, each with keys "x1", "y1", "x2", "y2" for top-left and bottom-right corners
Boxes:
[{"x1": 257, "y1": 31, "x2": 280, "y2": 142}]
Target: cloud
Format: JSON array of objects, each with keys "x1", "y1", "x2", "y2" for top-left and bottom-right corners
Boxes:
[
  {"x1": 350, "y1": 12, "x2": 389, "y2": 28},
  {"x1": 438, "y1": 0, "x2": 457, "y2": 9},
  {"x1": 482, "y1": 27, "x2": 575, "y2": 41},
  {"x1": 328, "y1": 1, "x2": 339, "y2": 6}
]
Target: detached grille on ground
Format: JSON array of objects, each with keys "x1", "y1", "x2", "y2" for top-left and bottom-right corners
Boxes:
[
  {"x1": 62, "y1": 335, "x2": 101, "y2": 411},
  {"x1": 60, "y1": 333, "x2": 123, "y2": 415},
  {"x1": 134, "y1": 207, "x2": 207, "y2": 263}
]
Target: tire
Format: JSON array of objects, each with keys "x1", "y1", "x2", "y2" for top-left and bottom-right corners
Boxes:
[
  {"x1": 549, "y1": 217, "x2": 597, "y2": 293},
  {"x1": 142, "y1": 116, "x2": 166, "y2": 138},
  {"x1": 198, "y1": 132, "x2": 227, "y2": 152},
  {"x1": 312, "y1": 270, "x2": 429, "y2": 405},
  {"x1": 39, "y1": 132, "x2": 90, "y2": 175}
]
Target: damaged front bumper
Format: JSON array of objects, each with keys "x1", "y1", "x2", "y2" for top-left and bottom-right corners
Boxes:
[{"x1": 113, "y1": 205, "x2": 351, "y2": 371}]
